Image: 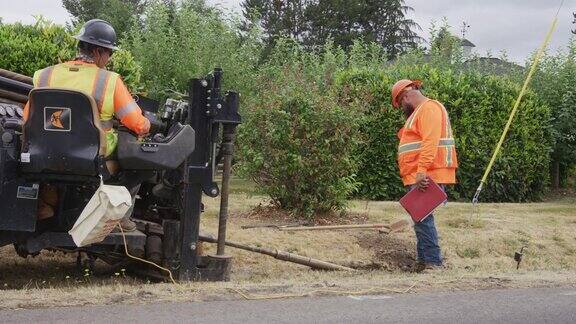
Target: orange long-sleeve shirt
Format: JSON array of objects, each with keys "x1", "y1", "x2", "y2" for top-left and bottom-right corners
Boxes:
[{"x1": 110, "y1": 77, "x2": 150, "y2": 135}]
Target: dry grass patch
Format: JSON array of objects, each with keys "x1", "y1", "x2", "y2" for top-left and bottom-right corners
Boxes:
[{"x1": 443, "y1": 216, "x2": 486, "y2": 229}]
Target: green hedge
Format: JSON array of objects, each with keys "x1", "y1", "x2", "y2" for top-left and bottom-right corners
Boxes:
[
  {"x1": 0, "y1": 20, "x2": 76, "y2": 76},
  {"x1": 336, "y1": 64, "x2": 552, "y2": 202},
  {"x1": 1, "y1": 16, "x2": 554, "y2": 206},
  {"x1": 122, "y1": 1, "x2": 260, "y2": 100},
  {"x1": 531, "y1": 39, "x2": 576, "y2": 188},
  {"x1": 0, "y1": 19, "x2": 143, "y2": 92}
]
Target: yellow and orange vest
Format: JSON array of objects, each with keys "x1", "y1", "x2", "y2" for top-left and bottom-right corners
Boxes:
[
  {"x1": 397, "y1": 99, "x2": 458, "y2": 186},
  {"x1": 24, "y1": 61, "x2": 150, "y2": 156}
]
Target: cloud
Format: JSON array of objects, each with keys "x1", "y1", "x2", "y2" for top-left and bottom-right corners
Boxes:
[{"x1": 0, "y1": 0, "x2": 70, "y2": 24}]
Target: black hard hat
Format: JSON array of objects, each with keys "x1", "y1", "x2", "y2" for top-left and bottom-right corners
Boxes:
[{"x1": 74, "y1": 19, "x2": 118, "y2": 51}]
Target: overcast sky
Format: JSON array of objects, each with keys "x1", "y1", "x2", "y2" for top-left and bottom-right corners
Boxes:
[{"x1": 2, "y1": 0, "x2": 574, "y2": 64}]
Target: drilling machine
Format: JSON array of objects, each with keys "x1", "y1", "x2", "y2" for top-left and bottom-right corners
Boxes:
[{"x1": 0, "y1": 68, "x2": 240, "y2": 281}]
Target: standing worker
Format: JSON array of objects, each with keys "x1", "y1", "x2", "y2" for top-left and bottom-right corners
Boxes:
[
  {"x1": 23, "y1": 19, "x2": 151, "y2": 231},
  {"x1": 391, "y1": 79, "x2": 458, "y2": 272}
]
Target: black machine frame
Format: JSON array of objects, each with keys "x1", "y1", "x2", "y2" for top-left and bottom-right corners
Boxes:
[{"x1": 0, "y1": 68, "x2": 241, "y2": 282}]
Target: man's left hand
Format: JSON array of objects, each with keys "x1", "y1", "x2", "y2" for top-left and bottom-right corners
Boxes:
[{"x1": 415, "y1": 172, "x2": 429, "y2": 191}]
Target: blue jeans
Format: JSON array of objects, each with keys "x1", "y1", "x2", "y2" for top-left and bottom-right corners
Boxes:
[
  {"x1": 410, "y1": 185, "x2": 443, "y2": 265},
  {"x1": 414, "y1": 214, "x2": 442, "y2": 265}
]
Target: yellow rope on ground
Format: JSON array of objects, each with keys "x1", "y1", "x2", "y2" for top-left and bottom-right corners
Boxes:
[
  {"x1": 472, "y1": 0, "x2": 563, "y2": 204},
  {"x1": 118, "y1": 223, "x2": 178, "y2": 285}
]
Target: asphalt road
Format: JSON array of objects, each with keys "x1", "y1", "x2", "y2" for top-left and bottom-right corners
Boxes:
[{"x1": 1, "y1": 287, "x2": 575, "y2": 323}]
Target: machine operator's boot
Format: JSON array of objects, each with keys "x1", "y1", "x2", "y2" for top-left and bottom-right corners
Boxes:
[
  {"x1": 37, "y1": 185, "x2": 58, "y2": 220},
  {"x1": 37, "y1": 200, "x2": 55, "y2": 220},
  {"x1": 118, "y1": 217, "x2": 137, "y2": 232}
]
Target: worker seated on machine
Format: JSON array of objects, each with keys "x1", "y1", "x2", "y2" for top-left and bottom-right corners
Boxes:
[{"x1": 22, "y1": 19, "x2": 151, "y2": 232}]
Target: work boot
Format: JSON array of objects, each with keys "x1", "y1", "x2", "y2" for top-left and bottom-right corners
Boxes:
[
  {"x1": 37, "y1": 184, "x2": 59, "y2": 220},
  {"x1": 418, "y1": 263, "x2": 444, "y2": 273},
  {"x1": 37, "y1": 200, "x2": 55, "y2": 220},
  {"x1": 42, "y1": 185, "x2": 59, "y2": 206},
  {"x1": 117, "y1": 217, "x2": 137, "y2": 232},
  {"x1": 413, "y1": 260, "x2": 426, "y2": 273}
]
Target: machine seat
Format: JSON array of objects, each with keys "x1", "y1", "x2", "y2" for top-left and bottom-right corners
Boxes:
[{"x1": 21, "y1": 88, "x2": 109, "y2": 180}]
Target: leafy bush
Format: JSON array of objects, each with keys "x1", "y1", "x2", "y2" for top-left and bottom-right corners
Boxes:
[
  {"x1": 0, "y1": 18, "x2": 144, "y2": 92},
  {"x1": 238, "y1": 42, "x2": 361, "y2": 217},
  {"x1": 122, "y1": 0, "x2": 261, "y2": 100},
  {"x1": 108, "y1": 49, "x2": 144, "y2": 93},
  {"x1": 334, "y1": 68, "x2": 406, "y2": 199},
  {"x1": 531, "y1": 38, "x2": 576, "y2": 188},
  {"x1": 0, "y1": 19, "x2": 76, "y2": 76},
  {"x1": 336, "y1": 63, "x2": 552, "y2": 202}
]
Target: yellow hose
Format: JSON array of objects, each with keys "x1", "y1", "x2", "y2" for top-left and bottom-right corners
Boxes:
[{"x1": 118, "y1": 223, "x2": 178, "y2": 284}]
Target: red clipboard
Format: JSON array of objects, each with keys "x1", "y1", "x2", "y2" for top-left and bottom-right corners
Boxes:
[{"x1": 399, "y1": 180, "x2": 447, "y2": 223}]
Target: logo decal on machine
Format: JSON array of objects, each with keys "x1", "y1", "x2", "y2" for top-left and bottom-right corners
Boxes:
[
  {"x1": 44, "y1": 107, "x2": 71, "y2": 132},
  {"x1": 17, "y1": 184, "x2": 39, "y2": 200}
]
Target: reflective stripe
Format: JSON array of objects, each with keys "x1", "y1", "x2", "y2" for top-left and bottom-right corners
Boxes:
[
  {"x1": 439, "y1": 139, "x2": 455, "y2": 146},
  {"x1": 405, "y1": 100, "x2": 429, "y2": 129},
  {"x1": 446, "y1": 120, "x2": 454, "y2": 167},
  {"x1": 405, "y1": 110, "x2": 419, "y2": 129},
  {"x1": 398, "y1": 142, "x2": 422, "y2": 154},
  {"x1": 100, "y1": 119, "x2": 114, "y2": 129},
  {"x1": 92, "y1": 69, "x2": 109, "y2": 110},
  {"x1": 398, "y1": 138, "x2": 455, "y2": 155},
  {"x1": 116, "y1": 100, "x2": 138, "y2": 119},
  {"x1": 443, "y1": 105, "x2": 449, "y2": 137},
  {"x1": 37, "y1": 67, "x2": 54, "y2": 87}
]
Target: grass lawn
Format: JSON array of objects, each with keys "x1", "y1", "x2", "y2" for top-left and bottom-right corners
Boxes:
[{"x1": 0, "y1": 178, "x2": 574, "y2": 309}]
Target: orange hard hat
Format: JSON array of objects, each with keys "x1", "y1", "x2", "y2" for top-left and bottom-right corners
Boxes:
[{"x1": 391, "y1": 79, "x2": 422, "y2": 108}]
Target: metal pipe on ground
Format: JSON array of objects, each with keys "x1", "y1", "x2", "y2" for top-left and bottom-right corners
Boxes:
[
  {"x1": 0, "y1": 69, "x2": 33, "y2": 85},
  {"x1": 280, "y1": 224, "x2": 389, "y2": 231},
  {"x1": 241, "y1": 221, "x2": 309, "y2": 229},
  {"x1": 199, "y1": 234, "x2": 356, "y2": 272},
  {"x1": 279, "y1": 220, "x2": 409, "y2": 232}
]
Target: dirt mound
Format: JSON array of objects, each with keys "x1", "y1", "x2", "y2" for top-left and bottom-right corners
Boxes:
[{"x1": 354, "y1": 232, "x2": 417, "y2": 272}]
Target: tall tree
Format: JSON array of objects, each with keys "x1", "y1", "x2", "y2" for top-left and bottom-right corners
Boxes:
[
  {"x1": 62, "y1": 0, "x2": 145, "y2": 37},
  {"x1": 305, "y1": 0, "x2": 421, "y2": 57},
  {"x1": 429, "y1": 25, "x2": 461, "y2": 60},
  {"x1": 303, "y1": 0, "x2": 362, "y2": 49},
  {"x1": 242, "y1": 0, "x2": 421, "y2": 59},
  {"x1": 242, "y1": 0, "x2": 308, "y2": 42},
  {"x1": 242, "y1": 0, "x2": 309, "y2": 58}
]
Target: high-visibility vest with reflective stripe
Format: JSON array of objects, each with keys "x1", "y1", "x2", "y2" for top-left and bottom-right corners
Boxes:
[
  {"x1": 397, "y1": 99, "x2": 458, "y2": 185},
  {"x1": 33, "y1": 62, "x2": 119, "y2": 155}
]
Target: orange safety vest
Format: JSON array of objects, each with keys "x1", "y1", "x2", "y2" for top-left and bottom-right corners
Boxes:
[
  {"x1": 397, "y1": 99, "x2": 458, "y2": 186},
  {"x1": 24, "y1": 60, "x2": 150, "y2": 156}
]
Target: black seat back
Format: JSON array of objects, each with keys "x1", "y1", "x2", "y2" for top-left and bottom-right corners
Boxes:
[{"x1": 21, "y1": 88, "x2": 107, "y2": 176}]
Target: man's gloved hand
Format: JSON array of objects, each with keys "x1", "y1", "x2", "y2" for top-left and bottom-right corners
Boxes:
[
  {"x1": 415, "y1": 172, "x2": 429, "y2": 191},
  {"x1": 143, "y1": 110, "x2": 166, "y2": 135}
]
